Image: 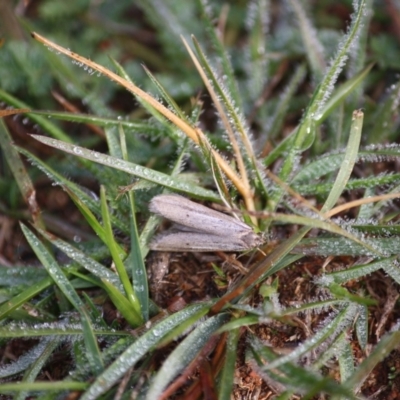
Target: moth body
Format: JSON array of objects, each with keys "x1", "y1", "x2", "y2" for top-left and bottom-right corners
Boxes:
[{"x1": 149, "y1": 194, "x2": 262, "y2": 252}]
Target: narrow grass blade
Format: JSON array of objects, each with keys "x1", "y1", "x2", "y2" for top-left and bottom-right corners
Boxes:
[
  {"x1": 66, "y1": 189, "x2": 126, "y2": 259},
  {"x1": 126, "y1": 191, "x2": 149, "y2": 321},
  {"x1": 0, "y1": 381, "x2": 87, "y2": 396},
  {"x1": 218, "y1": 328, "x2": 240, "y2": 400},
  {"x1": 355, "y1": 305, "x2": 368, "y2": 350},
  {"x1": 272, "y1": 0, "x2": 368, "y2": 208},
  {"x1": 266, "y1": 212, "x2": 382, "y2": 256},
  {"x1": 0, "y1": 120, "x2": 44, "y2": 228},
  {"x1": 100, "y1": 186, "x2": 143, "y2": 324},
  {"x1": 321, "y1": 110, "x2": 363, "y2": 213},
  {"x1": 297, "y1": 237, "x2": 400, "y2": 257},
  {"x1": 0, "y1": 88, "x2": 71, "y2": 142},
  {"x1": 315, "y1": 64, "x2": 373, "y2": 124},
  {"x1": 30, "y1": 134, "x2": 219, "y2": 201},
  {"x1": 288, "y1": 0, "x2": 326, "y2": 78},
  {"x1": 100, "y1": 280, "x2": 141, "y2": 328},
  {"x1": 37, "y1": 228, "x2": 123, "y2": 291},
  {"x1": 20, "y1": 224, "x2": 103, "y2": 374},
  {"x1": 145, "y1": 313, "x2": 230, "y2": 399},
  {"x1": 248, "y1": 336, "x2": 357, "y2": 399},
  {"x1": 16, "y1": 338, "x2": 59, "y2": 400},
  {"x1": 264, "y1": 305, "x2": 359, "y2": 371},
  {"x1": 346, "y1": 331, "x2": 400, "y2": 392},
  {"x1": 0, "y1": 338, "x2": 55, "y2": 378},
  {"x1": 326, "y1": 258, "x2": 396, "y2": 284},
  {"x1": 29, "y1": 110, "x2": 159, "y2": 132},
  {"x1": 338, "y1": 335, "x2": 355, "y2": 383},
  {"x1": 197, "y1": 0, "x2": 242, "y2": 107},
  {"x1": 80, "y1": 303, "x2": 210, "y2": 400},
  {"x1": 120, "y1": 126, "x2": 149, "y2": 320},
  {"x1": 16, "y1": 146, "x2": 130, "y2": 233},
  {"x1": 0, "y1": 276, "x2": 54, "y2": 321},
  {"x1": 142, "y1": 65, "x2": 190, "y2": 122}
]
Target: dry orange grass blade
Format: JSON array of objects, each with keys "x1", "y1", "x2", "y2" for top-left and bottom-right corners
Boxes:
[
  {"x1": 182, "y1": 36, "x2": 256, "y2": 221},
  {"x1": 30, "y1": 32, "x2": 252, "y2": 206},
  {"x1": 0, "y1": 108, "x2": 30, "y2": 118}
]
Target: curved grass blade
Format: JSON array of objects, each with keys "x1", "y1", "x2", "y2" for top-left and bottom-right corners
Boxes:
[
  {"x1": 66, "y1": 188, "x2": 126, "y2": 258},
  {"x1": 30, "y1": 134, "x2": 219, "y2": 201},
  {"x1": 119, "y1": 127, "x2": 149, "y2": 320},
  {"x1": 145, "y1": 313, "x2": 230, "y2": 399},
  {"x1": 296, "y1": 236, "x2": 400, "y2": 257},
  {"x1": 197, "y1": 0, "x2": 241, "y2": 107},
  {"x1": 80, "y1": 302, "x2": 211, "y2": 400},
  {"x1": 0, "y1": 276, "x2": 54, "y2": 321},
  {"x1": 31, "y1": 32, "x2": 243, "y2": 198},
  {"x1": 262, "y1": 304, "x2": 359, "y2": 371},
  {"x1": 346, "y1": 331, "x2": 400, "y2": 393},
  {"x1": 321, "y1": 110, "x2": 363, "y2": 213},
  {"x1": 315, "y1": 64, "x2": 373, "y2": 124},
  {"x1": 272, "y1": 0, "x2": 368, "y2": 208},
  {"x1": 248, "y1": 336, "x2": 357, "y2": 399},
  {"x1": 36, "y1": 228, "x2": 123, "y2": 291},
  {"x1": 15, "y1": 338, "x2": 60, "y2": 400},
  {"x1": 100, "y1": 186, "x2": 143, "y2": 324},
  {"x1": 186, "y1": 36, "x2": 255, "y2": 214},
  {"x1": 16, "y1": 146, "x2": 130, "y2": 234},
  {"x1": 218, "y1": 328, "x2": 240, "y2": 400},
  {"x1": 0, "y1": 120, "x2": 44, "y2": 228},
  {"x1": 20, "y1": 224, "x2": 104, "y2": 374},
  {"x1": 289, "y1": 0, "x2": 326, "y2": 78},
  {"x1": 0, "y1": 88, "x2": 71, "y2": 142}
]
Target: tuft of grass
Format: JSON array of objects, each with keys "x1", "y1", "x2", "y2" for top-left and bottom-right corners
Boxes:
[{"x1": 1, "y1": 1, "x2": 400, "y2": 398}]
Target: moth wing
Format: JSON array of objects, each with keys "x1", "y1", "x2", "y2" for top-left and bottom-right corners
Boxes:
[
  {"x1": 149, "y1": 231, "x2": 256, "y2": 252},
  {"x1": 149, "y1": 194, "x2": 252, "y2": 236}
]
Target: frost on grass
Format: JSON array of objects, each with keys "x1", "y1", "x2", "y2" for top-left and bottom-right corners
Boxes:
[{"x1": 314, "y1": 0, "x2": 366, "y2": 118}]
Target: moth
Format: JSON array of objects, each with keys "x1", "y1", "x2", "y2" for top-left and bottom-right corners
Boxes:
[{"x1": 148, "y1": 194, "x2": 263, "y2": 252}]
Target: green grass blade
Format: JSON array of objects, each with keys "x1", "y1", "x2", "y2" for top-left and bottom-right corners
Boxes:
[
  {"x1": 288, "y1": 0, "x2": 325, "y2": 79},
  {"x1": 146, "y1": 313, "x2": 230, "y2": 399},
  {"x1": 0, "y1": 381, "x2": 87, "y2": 396},
  {"x1": 321, "y1": 110, "x2": 363, "y2": 212},
  {"x1": 218, "y1": 328, "x2": 240, "y2": 400},
  {"x1": 0, "y1": 276, "x2": 54, "y2": 321},
  {"x1": 355, "y1": 305, "x2": 368, "y2": 350},
  {"x1": 265, "y1": 305, "x2": 359, "y2": 371},
  {"x1": 30, "y1": 110, "x2": 160, "y2": 132},
  {"x1": 20, "y1": 224, "x2": 103, "y2": 374},
  {"x1": 272, "y1": 0, "x2": 367, "y2": 208},
  {"x1": 196, "y1": 0, "x2": 242, "y2": 107},
  {"x1": 0, "y1": 120, "x2": 44, "y2": 228},
  {"x1": 127, "y1": 191, "x2": 149, "y2": 321},
  {"x1": 120, "y1": 125, "x2": 149, "y2": 320},
  {"x1": 16, "y1": 338, "x2": 59, "y2": 400},
  {"x1": 80, "y1": 303, "x2": 210, "y2": 400},
  {"x1": 30, "y1": 134, "x2": 219, "y2": 200},
  {"x1": 16, "y1": 146, "x2": 130, "y2": 234},
  {"x1": 345, "y1": 331, "x2": 400, "y2": 392},
  {"x1": 37, "y1": 228, "x2": 123, "y2": 290},
  {"x1": 315, "y1": 64, "x2": 374, "y2": 124},
  {"x1": 0, "y1": 88, "x2": 71, "y2": 142},
  {"x1": 248, "y1": 336, "x2": 357, "y2": 399},
  {"x1": 99, "y1": 186, "x2": 142, "y2": 324},
  {"x1": 66, "y1": 189, "x2": 126, "y2": 258},
  {"x1": 101, "y1": 280, "x2": 141, "y2": 327}
]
